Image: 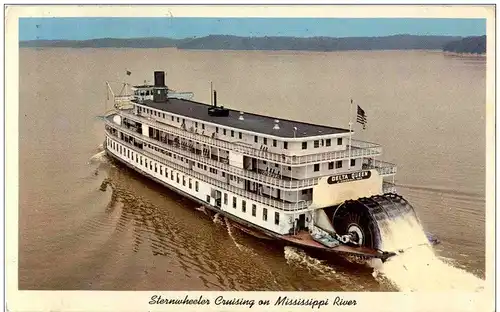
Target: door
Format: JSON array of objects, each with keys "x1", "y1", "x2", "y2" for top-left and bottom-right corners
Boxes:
[{"x1": 298, "y1": 214, "x2": 306, "y2": 230}]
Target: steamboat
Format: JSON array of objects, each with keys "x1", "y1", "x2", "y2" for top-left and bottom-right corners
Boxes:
[{"x1": 102, "y1": 71, "x2": 437, "y2": 263}]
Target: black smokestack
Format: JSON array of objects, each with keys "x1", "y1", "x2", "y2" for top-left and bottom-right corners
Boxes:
[
  {"x1": 154, "y1": 71, "x2": 165, "y2": 87},
  {"x1": 213, "y1": 90, "x2": 217, "y2": 107}
]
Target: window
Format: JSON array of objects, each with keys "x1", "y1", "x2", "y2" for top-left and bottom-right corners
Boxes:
[
  {"x1": 252, "y1": 204, "x2": 256, "y2": 217},
  {"x1": 275, "y1": 164, "x2": 279, "y2": 168},
  {"x1": 273, "y1": 140, "x2": 277, "y2": 147},
  {"x1": 254, "y1": 136, "x2": 258, "y2": 143},
  {"x1": 223, "y1": 129, "x2": 227, "y2": 135},
  {"x1": 302, "y1": 189, "x2": 308, "y2": 195},
  {"x1": 328, "y1": 162, "x2": 334, "y2": 170},
  {"x1": 239, "y1": 132, "x2": 242, "y2": 139},
  {"x1": 242, "y1": 200, "x2": 246, "y2": 213},
  {"x1": 165, "y1": 169, "x2": 168, "y2": 178},
  {"x1": 206, "y1": 195, "x2": 210, "y2": 203},
  {"x1": 222, "y1": 172, "x2": 226, "y2": 178},
  {"x1": 314, "y1": 164, "x2": 320, "y2": 172},
  {"x1": 189, "y1": 178, "x2": 192, "y2": 189},
  {"x1": 336, "y1": 160, "x2": 343, "y2": 169},
  {"x1": 351, "y1": 159, "x2": 356, "y2": 167},
  {"x1": 176, "y1": 173, "x2": 179, "y2": 183},
  {"x1": 263, "y1": 138, "x2": 267, "y2": 145},
  {"x1": 263, "y1": 161, "x2": 267, "y2": 165},
  {"x1": 177, "y1": 117, "x2": 180, "y2": 123},
  {"x1": 231, "y1": 130, "x2": 234, "y2": 137},
  {"x1": 202, "y1": 124, "x2": 205, "y2": 130},
  {"x1": 302, "y1": 142, "x2": 307, "y2": 150},
  {"x1": 263, "y1": 208, "x2": 268, "y2": 221},
  {"x1": 195, "y1": 181, "x2": 199, "y2": 191},
  {"x1": 171, "y1": 170, "x2": 174, "y2": 180},
  {"x1": 195, "y1": 122, "x2": 198, "y2": 128},
  {"x1": 233, "y1": 197, "x2": 237, "y2": 208},
  {"x1": 314, "y1": 140, "x2": 320, "y2": 148},
  {"x1": 275, "y1": 212, "x2": 280, "y2": 225},
  {"x1": 216, "y1": 127, "x2": 219, "y2": 133},
  {"x1": 163, "y1": 113, "x2": 165, "y2": 118},
  {"x1": 182, "y1": 176, "x2": 186, "y2": 186},
  {"x1": 326, "y1": 139, "x2": 331, "y2": 146},
  {"x1": 288, "y1": 166, "x2": 291, "y2": 170},
  {"x1": 337, "y1": 138, "x2": 342, "y2": 145},
  {"x1": 284, "y1": 142, "x2": 288, "y2": 149},
  {"x1": 224, "y1": 193, "x2": 228, "y2": 205}
]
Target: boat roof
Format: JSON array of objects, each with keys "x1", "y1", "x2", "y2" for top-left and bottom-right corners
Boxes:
[{"x1": 136, "y1": 98, "x2": 349, "y2": 138}]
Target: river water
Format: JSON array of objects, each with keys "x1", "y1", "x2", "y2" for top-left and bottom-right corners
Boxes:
[{"x1": 18, "y1": 48, "x2": 486, "y2": 291}]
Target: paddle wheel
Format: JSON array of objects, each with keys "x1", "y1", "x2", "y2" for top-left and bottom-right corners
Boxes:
[{"x1": 331, "y1": 193, "x2": 420, "y2": 251}]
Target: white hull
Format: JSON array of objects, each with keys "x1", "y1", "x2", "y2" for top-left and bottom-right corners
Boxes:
[{"x1": 105, "y1": 134, "x2": 307, "y2": 236}]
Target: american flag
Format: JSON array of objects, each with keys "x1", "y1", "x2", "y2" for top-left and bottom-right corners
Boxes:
[{"x1": 356, "y1": 105, "x2": 367, "y2": 129}]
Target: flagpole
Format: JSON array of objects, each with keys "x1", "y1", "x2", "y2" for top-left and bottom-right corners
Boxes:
[{"x1": 348, "y1": 99, "x2": 353, "y2": 171}]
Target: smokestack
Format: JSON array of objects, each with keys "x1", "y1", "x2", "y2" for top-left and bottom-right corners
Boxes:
[
  {"x1": 213, "y1": 90, "x2": 217, "y2": 107},
  {"x1": 154, "y1": 71, "x2": 165, "y2": 87}
]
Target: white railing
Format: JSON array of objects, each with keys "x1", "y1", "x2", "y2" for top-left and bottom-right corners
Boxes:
[
  {"x1": 105, "y1": 130, "x2": 312, "y2": 212},
  {"x1": 363, "y1": 158, "x2": 397, "y2": 177},
  {"x1": 120, "y1": 110, "x2": 382, "y2": 165},
  {"x1": 107, "y1": 119, "x2": 321, "y2": 190},
  {"x1": 382, "y1": 181, "x2": 397, "y2": 193}
]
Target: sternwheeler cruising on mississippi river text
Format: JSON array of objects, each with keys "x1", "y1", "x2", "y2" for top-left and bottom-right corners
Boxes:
[{"x1": 102, "y1": 71, "x2": 437, "y2": 263}]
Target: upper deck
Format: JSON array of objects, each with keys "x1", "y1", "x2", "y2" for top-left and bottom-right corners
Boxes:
[{"x1": 136, "y1": 98, "x2": 349, "y2": 139}]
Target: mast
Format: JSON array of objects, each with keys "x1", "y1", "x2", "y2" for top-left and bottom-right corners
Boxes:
[{"x1": 348, "y1": 99, "x2": 353, "y2": 170}]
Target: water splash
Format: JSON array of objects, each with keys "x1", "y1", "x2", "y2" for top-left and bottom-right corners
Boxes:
[
  {"x1": 195, "y1": 206, "x2": 208, "y2": 215},
  {"x1": 284, "y1": 246, "x2": 336, "y2": 277},
  {"x1": 212, "y1": 212, "x2": 223, "y2": 225},
  {"x1": 89, "y1": 150, "x2": 107, "y2": 164},
  {"x1": 223, "y1": 217, "x2": 255, "y2": 255},
  {"x1": 369, "y1": 212, "x2": 484, "y2": 292}
]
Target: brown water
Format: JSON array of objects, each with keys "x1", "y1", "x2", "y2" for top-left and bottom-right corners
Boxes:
[{"x1": 18, "y1": 48, "x2": 486, "y2": 291}]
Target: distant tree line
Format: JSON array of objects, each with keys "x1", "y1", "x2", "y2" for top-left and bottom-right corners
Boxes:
[
  {"x1": 20, "y1": 34, "x2": 462, "y2": 51},
  {"x1": 442, "y1": 35, "x2": 486, "y2": 54}
]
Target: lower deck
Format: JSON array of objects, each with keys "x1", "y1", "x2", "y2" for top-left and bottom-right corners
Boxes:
[{"x1": 105, "y1": 134, "x2": 310, "y2": 236}]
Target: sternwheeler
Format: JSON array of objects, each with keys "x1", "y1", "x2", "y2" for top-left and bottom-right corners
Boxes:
[{"x1": 102, "y1": 71, "x2": 437, "y2": 263}]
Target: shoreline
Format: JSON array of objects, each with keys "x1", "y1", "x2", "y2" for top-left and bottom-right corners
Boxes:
[{"x1": 443, "y1": 51, "x2": 486, "y2": 58}]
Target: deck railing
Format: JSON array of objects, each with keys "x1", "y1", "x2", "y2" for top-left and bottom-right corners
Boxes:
[
  {"x1": 120, "y1": 110, "x2": 383, "y2": 166},
  {"x1": 382, "y1": 181, "x2": 397, "y2": 193},
  {"x1": 109, "y1": 119, "x2": 322, "y2": 190},
  {"x1": 105, "y1": 129, "x2": 312, "y2": 212},
  {"x1": 363, "y1": 158, "x2": 397, "y2": 176}
]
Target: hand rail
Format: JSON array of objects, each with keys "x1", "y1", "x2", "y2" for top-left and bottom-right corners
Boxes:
[
  {"x1": 106, "y1": 119, "x2": 321, "y2": 190},
  {"x1": 105, "y1": 130, "x2": 312, "y2": 211},
  {"x1": 363, "y1": 158, "x2": 397, "y2": 176},
  {"x1": 120, "y1": 110, "x2": 383, "y2": 166}
]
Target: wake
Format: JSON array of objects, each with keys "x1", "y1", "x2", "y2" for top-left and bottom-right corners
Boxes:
[{"x1": 369, "y1": 212, "x2": 484, "y2": 292}]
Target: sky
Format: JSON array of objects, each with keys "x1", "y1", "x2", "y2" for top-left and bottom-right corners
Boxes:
[{"x1": 19, "y1": 17, "x2": 486, "y2": 41}]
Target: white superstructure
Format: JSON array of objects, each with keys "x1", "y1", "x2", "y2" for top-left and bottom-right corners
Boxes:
[{"x1": 103, "y1": 71, "x2": 398, "y2": 242}]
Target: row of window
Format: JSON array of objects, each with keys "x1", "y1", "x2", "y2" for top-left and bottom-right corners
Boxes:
[
  {"x1": 138, "y1": 105, "x2": 341, "y2": 152},
  {"x1": 312, "y1": 159, "x2": 356, "y2": 172},
  {"x1": 108, "y1": 136, "x2": 281, "y2": 227},
  {"x1": 227, "y1": 194, "x2": 278, "y2": 225},
  {"x1": 107, "y1": 138, "x2": 200, "y2": 192}
]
